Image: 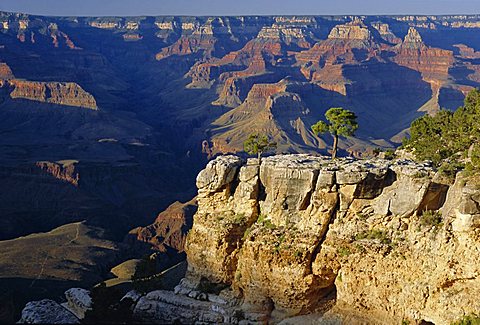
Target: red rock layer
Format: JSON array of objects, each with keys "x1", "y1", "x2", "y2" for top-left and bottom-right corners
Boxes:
[
  {"x1": 392, "y1": 27, "x2": 454, "y2": 79},
  {"x1": 0, "y1": 63, "x2": 14, "y2": 80},
  {"x1": 392, "y1": 47, "x2": 454, "y2": 79},
  {"x1": 7, "y1": 80, "x2": 98, "y2": 110},
  {"x1": 245, "y1": 82, "x2": 288, "y2": 103},
  {"x1": 213, "y1": 71, "x2": 279, "y2": 107},
  {"x1": 129, "y1": 199, "x2": 197, "y2": 253},
  {"x1": 156, "y1": 35, "x2": 217, "y2": 60},
  {"x1": 454, "y1": 44, "x2": 480, "y2": 59},
  {"x1": 188, "y1": 39, "x2": 284, "y2": 87},
  {"x1": 295, "y1": 40, "x2": 380, "y2": 95},
  {"x1": 35, "y1": 161, "x2": 80, "y2": 187}
]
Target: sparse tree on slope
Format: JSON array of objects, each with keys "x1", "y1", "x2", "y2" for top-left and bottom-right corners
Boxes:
[
  {"x1": 243, "y1": 133, "x2": 277, "y2": 163},
  {"x1": 311, "y1": 107, "x2": 358, "y2": 159}
]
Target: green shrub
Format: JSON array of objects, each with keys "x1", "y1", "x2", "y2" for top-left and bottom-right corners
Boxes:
[
  {"x1": 132, "y1": 275, "x2": 163, "y2": 294},
  {"x1": 355, "y1": 229, "x2": 391, "y2": 245},
  {"x1": 132, "y1": 255, "x2": 156, "y2": 279},
  {"x1": 131, "y1": 255, "x2": 161, "y2": 293},
  {"x1": 257, "y1": 214, "x2": 266, "y2": 224},
  {"x1": 403, "y1": 89, "x2": 480, "y2": 171},
  {"x1": 257, "y1": 214, "x2": 276, "y2": 229},
  {"x1": 384, "y1": 149, "x2": 396, "y2": 160},
  {"x1": 242, "y1": 227, "x2": 252, "y2": 241},
  {"x1": 337, "y1": 272, "x2": 343, "y2": 283},
  {"x1": 412, "y1": 171, "x2": 427, "y2": 179},
  {"x1": 438, "y1": 161, "x2": 463, "y2": 179},
  {"x1": 337, "y1": 245, "x2": 352, "y2": 257},
  {"x1": 355, "y1": 243, "x2": 366, "y2": 253},
  {"x1": 263, "y1": 219, "x2": 276, "y2": 230},
  {"x1": 420, "y1": 210, "x2": 443, "y2": 228},
  {"x1": 273, "y1": 234, "x2": 286, "y2": 253},
  {"x1": 451, "y1": 314, "x2": 480, "y2": 325},
  {"x1": 356, "y1": 212, "x2": 368, "y2": 220},
  {"x1": 232, "y1": 213, "x2": 245, "y2": 224}
]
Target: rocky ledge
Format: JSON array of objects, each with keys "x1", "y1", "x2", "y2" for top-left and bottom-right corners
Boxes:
[{"x1": 158, "y1": 154, "x2": 478, "y2": 324}]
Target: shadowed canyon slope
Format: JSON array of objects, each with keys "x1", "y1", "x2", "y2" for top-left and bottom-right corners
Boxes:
[{"x1": 2, "y1": 12, "x2": 480, "y2": 319}]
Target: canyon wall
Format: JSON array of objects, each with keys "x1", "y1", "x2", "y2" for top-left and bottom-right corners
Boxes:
[
  {"x1": 132, "y1": 155, "x2": 480, "y2": 324},
  {"x1": 8, "y1": 80, "x2": 98, "y2": 110}
]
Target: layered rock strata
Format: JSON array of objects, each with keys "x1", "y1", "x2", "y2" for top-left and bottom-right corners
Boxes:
[
  {"x1": 138, "y1": 154, "x2": 480, "y2": 324},
  {"x1": 7, "y1": 80, "x2": 98, "y2": 110},
  {"x1": 393, "y1": 27, "x2": 454, "y2": 78}
]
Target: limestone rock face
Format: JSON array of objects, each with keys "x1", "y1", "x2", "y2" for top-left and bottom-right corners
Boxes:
[
  {"x1": 196, "y1": 155, "x2": 243, "y2": 192},
  {"x1": 133, "y1": 290, "x2": 226, "y2": 324},
  {"x1": 328, "y1": 21, "x2": 372, "y2": 41},
  {"x1": 257, "y1": 26, "x2": 310, "y2": 48},
  {"x1": 403, "y1": 27, "x2": 424, "y2": 45},
  {"x1": 371, "y1": 23, "x2": 401, "y2": 44},
  {"x1": 313, "y1": 174, "x2": 480, "y2": 324},
  {"x1": 442, "y1": 172, "x2": 480, "y2": 232},
  {"x1": 180, "y1": 154, "x2": 480, "y2": 324},
  {"x1": 185, "y1": 156, "x2": 256, "y2": 284},
  {"x1": 18, "y1": 299, "x2": 79, "y2": 324},
  {"x1": 63, "y1": 288, "x2": 92, "y2": 319}
]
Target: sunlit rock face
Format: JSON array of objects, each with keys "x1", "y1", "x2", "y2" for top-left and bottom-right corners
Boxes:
[{"x1": 168, "y1": 154, "x2": 480, "y2": 324}]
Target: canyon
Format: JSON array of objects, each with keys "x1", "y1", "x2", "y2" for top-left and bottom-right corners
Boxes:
[{"x1": 1, "y1": 11, "x2": 480, "y2": 322}]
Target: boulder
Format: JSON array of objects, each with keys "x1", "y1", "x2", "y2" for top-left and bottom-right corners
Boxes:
[
  {"x1": 18, "y1": 299, "x2": 79, "y2": 324},
  {"x1": 133, "y1": 290, "x2": 224, "y2": 324},
  {"x1": 63, "y1": 288, "x2": 92, "y2": 319},
  {"x1": 196, "y1": 155, "x2": 243, "y2": 192}
]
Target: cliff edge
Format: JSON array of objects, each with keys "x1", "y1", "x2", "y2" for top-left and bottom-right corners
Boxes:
[
  {"x1": 19, "y1": 154, "x2": 480, "y2": 324},
  {"x1": 134, "y1": 154, "x2": 479, "y2": 324}
]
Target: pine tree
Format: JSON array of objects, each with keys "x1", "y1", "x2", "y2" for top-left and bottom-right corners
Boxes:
[{"x1": 311, "y1": 107, "x2": 358, "y2": 159}]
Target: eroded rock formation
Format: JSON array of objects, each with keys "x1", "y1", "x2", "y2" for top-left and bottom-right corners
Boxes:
[
  {"x1": 138, "y1": 154, "x2": 480, "y2": 324},
  {"x1": 7, "y1": 80, "x2": 98, "y2": 109},
  {"x1": 210, "y1": 80, "x2": 320, "y2": 155},
  {"x1": 127, "y1": 199, "x2": 198, "y2": 267},
  {"x1": 392, "y1": 27, "x2": 454, "y2": 78}
]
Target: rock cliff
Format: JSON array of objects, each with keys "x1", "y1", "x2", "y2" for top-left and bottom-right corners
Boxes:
[
  {"x1": 7, "y1": 80, "x2": 98, "y2": 110},
  {"x1": 135, "y1": 154, "x2": 480, "y2": 324},
  {"x1": 393, "y1": 27, "x2": 454, "y2": 79},
  {"x1": 126, "y1": 199, "x2": 197, "y2": 267},
  {"x1": 210, "y1": 80, "x2": 321, "y2": 155},
  {"x1": 327, "y1": 20, "x2": 372, "y2": 41}
]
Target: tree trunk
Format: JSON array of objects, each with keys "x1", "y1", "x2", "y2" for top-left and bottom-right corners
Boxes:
[
  {"x1": 332, "y1": 134, "x2": 338, "y2": 159},
  {"x1": 258, "y1": 151, "x2": 262, "y2": 165}
]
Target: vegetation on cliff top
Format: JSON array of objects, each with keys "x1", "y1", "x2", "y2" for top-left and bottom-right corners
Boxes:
[
  {"x1": 311, "y1": 107, "x2": 359, "y2": 159},
  {"x1": 244, "y1": 133, "x2": 277, "y2": 161},
  {"x1": 403, "y1": 89, "x2": 480, "y2": 173}
]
